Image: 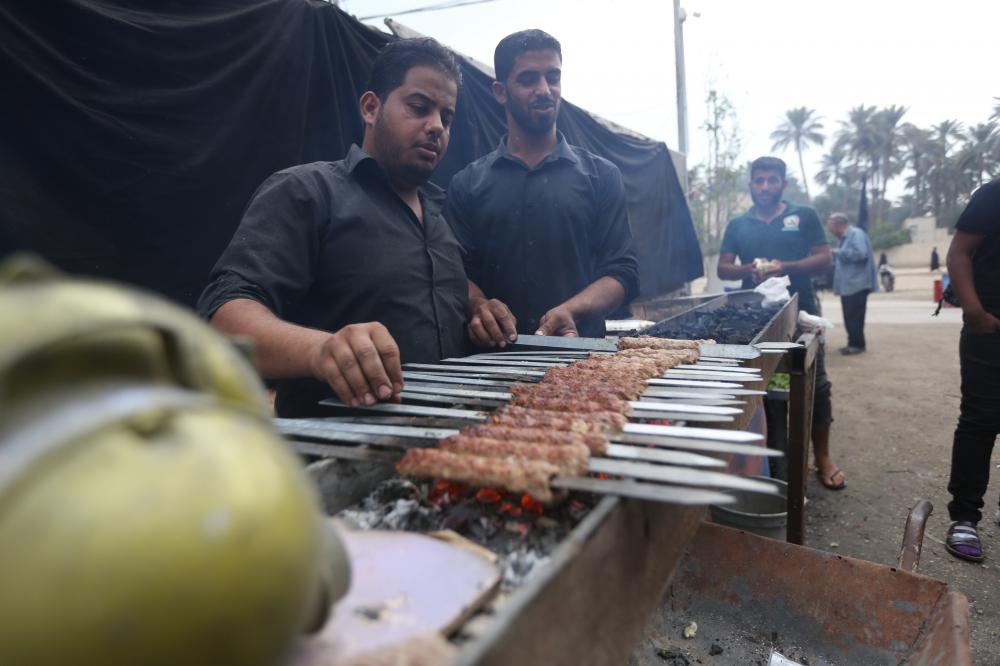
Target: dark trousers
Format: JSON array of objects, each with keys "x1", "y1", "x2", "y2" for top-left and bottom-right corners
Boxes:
[
  {"x1": 840, "y1": 289, "x2": 869, "y2": 349},
  {"x1": 947, "y1": 330, "x2": 1000, "y2": 523}
]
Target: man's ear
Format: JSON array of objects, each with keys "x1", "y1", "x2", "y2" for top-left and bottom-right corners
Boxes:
[
  {"x1": 360, "y1": 91, "x2": 381, "y2": 126},
  {"x1": 491, "y1": 80, "x2": 507, "y2": 105}
]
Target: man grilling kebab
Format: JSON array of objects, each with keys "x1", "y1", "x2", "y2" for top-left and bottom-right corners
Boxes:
[
  {"x1": 198, "y1": 39, "x2": 469, "y2": 417},
  {"x1": 717, "y1": 157, "x2": 844, "y2": 490},
  {"x1": 445, "y1": 29, "x2": 639, "y2": 346}
]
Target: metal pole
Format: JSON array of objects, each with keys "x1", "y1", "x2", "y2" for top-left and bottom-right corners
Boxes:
[{"x1": 673, "y1": 0, "x2": 689, "y2": 156}]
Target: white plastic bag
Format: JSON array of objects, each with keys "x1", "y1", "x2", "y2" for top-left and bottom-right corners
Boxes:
[
  {"x1": 753, "y1": 276, "x2": 791, "y2": 307},
  {"x1": 798, "y1": 310, "x2": 834, "y2": 330}
]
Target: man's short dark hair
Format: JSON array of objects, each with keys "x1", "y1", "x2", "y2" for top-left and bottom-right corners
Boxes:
[
  {"x1": 494, "y1": 29, "x2": 562, "y2": 84},
  {"x1": 750, "y1": 156, "x2": 786, "y2": 178},
  {"x1": 367, "y1": 38, "x2": 462, "y2": 100}
]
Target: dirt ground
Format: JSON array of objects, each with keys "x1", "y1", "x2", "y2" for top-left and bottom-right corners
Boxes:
[{"x1": 807, "y1": 268, "x2": 1000, "y2": 665}]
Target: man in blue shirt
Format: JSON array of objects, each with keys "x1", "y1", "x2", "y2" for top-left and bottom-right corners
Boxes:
[
  {"x1": 827, "y1": 212, "x2": 878, "y2": 354},
  {"x1": 446, "y1": 29, "x2": 639, "y2": 345},
  {"x1": 718, "y1": 157, "x2": 844, "y2": 490}
]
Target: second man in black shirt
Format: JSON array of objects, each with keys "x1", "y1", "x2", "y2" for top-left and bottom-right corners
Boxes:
[{"x1": 446, "y1": 29, "x2": 639, "y2": 344}]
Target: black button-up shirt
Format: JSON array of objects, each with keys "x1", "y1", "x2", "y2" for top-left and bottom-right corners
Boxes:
[
  {"x1": 198, "y1": 145, "x2": 469, "y2": 416},
  {"x1": 445, "y1": 134, "x2": 639, "y2": 338}
]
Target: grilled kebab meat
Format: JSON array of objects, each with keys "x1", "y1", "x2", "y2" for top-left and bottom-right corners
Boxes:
[
  {"x1": 461, "y1": 424, "x2": 609, "y2": 455},
  {"x1": 617, "y1": 336, "x2": 714, "y2": 351},
  {"x1": 509, "y1": 394, "x2": 630, "y2": 415},
  {"x1": 438, "y1": 435, "x2": 590, "y2": 476},
  {"x1": 396, "y1": 338, "x2": 711, "y2": 502},
  {"x1": 396, "y1": 448, "x2": 559, "y2": 503},
  {"x1": 511, "y1": 381, "x2": 644, "y2": 402},
  {"x1": 489, "y1": 405, "x2": 628, "y2": 433}
]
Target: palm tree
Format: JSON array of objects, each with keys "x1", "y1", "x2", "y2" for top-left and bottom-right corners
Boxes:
[
  {"x1": 991, "y1": 96, "x2": 1000, "y2": 121},
  {"x1": 962, "y1": 122, "x2": 999, "y2": 187},
  {"x1": 835, "y1": 105, "x2": 879, "y2": 222},
  {"x1": 926, "y1": 120, "x2": 969, "y2": 223},
  {"x1": 815, "y1": 145, "x2": 846, "y2": 188},
  {"x1": 836, "y1": 105, "x2": 879, "y2": 182},
  {"x1": 770, "y1": 107, "x2": 825, "y2": 201},
  {"x1": 870, "y1": 105, "x2": 907, "y2": 222},
  {"x1": 901, "y1": 123, "x2": 933, "y2": 216}
]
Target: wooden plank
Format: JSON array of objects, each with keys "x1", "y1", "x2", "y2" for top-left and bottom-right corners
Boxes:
[{"x1": 786, "y1": 334, "x2": 818, "y2": 545}]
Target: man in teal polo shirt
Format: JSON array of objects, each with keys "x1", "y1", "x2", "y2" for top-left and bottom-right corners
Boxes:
[
  {"x1": 718, "y1": 156, "x2": 844, "y2": 490},
  {"x1": 718, "y1": 157, "x2": 831, "y2": 313}
]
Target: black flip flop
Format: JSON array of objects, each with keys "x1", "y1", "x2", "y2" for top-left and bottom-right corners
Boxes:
[{"x1": 816, "y1": 468, "x2": 846, "y2": 490}]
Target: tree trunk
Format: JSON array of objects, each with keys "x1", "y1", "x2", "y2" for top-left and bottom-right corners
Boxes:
[{"x1": 796, "y1": 143, "x2": 811, "y2": 202}]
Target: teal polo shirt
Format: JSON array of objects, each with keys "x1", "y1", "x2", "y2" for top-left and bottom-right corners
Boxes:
[{"x1": 719, "y1": 202, "x2": 828, "y2": 314}]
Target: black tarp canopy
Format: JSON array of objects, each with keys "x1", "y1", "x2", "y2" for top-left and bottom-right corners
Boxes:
[{"x1": 0, "y1": 0, "x2": 702, "y2": 307}]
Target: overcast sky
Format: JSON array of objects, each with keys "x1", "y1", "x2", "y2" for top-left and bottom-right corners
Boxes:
[{"x1": 345, "y1": 0, "x2": 998, "y2": 198}]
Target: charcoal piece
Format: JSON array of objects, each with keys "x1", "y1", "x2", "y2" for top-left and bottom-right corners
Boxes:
[{"x1": 644, "y1": 302, "x2": 780, "y2": 345}]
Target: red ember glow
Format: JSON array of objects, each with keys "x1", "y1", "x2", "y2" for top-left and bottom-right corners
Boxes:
[
  {"x1": 520, "y1": 494, "x2": 545, "y2": 515},
  {"x1": 476, "y1": 487, "x2": 503, "y2": 504}
]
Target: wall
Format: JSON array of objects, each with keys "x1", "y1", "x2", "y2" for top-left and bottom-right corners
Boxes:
[{"x1": 886, "y1": 217, "x2": 951, "y2": 268}]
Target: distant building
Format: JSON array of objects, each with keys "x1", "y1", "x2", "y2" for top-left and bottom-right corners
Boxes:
[{"x1": 887, "y1": 216, "x2": 953, "y2": 268}]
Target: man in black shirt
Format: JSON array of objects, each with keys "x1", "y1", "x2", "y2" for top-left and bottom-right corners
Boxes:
[
  {"x1": 446, "y1": 29, "x2": 639, "y2": 344},
  {"x1": 944, "y1": 179, "x2": 1000, "y2": 562},
  {"x1": 198, "y1": 39, "x2": 468, "y2": 416}
]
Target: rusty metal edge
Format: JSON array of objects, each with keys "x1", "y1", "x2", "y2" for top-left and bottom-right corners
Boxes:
[
  {"x1": 453, "y1": 497, "x2": 706, "y2": 666},
  {"x1": 899, "y1": 500, "x2": 934, "y2": 574},
  {"x1": 906, "y1": 588, "x2": 973, "y2": 666}
]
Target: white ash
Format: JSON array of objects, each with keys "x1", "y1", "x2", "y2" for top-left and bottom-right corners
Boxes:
[
  {"x1": 501, "y1": 548, "x2": 550, "y2": 589},
  {"x1": 338, "y1": 479, "x2": 442, "y2": 532}
]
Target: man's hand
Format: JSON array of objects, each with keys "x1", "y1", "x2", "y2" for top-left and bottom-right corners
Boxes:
[
  {"x1": 963, "y1": 308, "x2": 1000, "y2": 334},
  {"x1": 308, "y1": 322, "x2": 403, "y2": 406},
  {"x1": 536, "y1": 305, "x2": 578, "y2": 337},
  {"x1": 755, "y1": 260, "x2": 786, "y2": 283},
  {"x1": 467, "y1": 296, "x2": 518, "y2": 347}
]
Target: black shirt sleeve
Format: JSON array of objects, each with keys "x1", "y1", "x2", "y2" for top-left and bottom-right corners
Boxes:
[
  {"x1": 591, "y1": 160, "x2": 640, "y2": 302},
  {"x1": 719, "y1": 218, "x2": 740, "y2": 256},
  {"x1": 444, "y1": 169, "x2": 481, "y2": 285},
  {"x1": 956, "y1": 181, "x2": 1000, "y2": 236},
  {"x1": 197, "y1": 167, "x2": 328, "y2": 320}
]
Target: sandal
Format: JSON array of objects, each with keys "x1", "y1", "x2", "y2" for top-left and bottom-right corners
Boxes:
[
  {"x1": 945, "y1": 521, "x2": 984, "y2": 563},
  {"x1": 816, "y1": 467, "x2": 846, "y2": 490}
]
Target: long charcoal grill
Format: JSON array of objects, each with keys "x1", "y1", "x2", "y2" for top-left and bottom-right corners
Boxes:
[{"x1": 286, "y1": 304, "x2": 799, "y2": 665}]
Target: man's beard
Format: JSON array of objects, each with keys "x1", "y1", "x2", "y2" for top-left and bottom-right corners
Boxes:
[
  {"x1": 509, "y1": 99, "x2": 558, "y2": 135},
  {"x1": 372, "y1": 113, "x2": 435, "y2": 187},
  {"x1": 751, "y1": 189, "x2": 783, "y2": 208}
]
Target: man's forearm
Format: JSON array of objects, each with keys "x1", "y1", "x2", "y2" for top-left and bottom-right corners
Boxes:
[
  {"x1": 784, "y1": 249, "x2": 832, "y2": 276},
  {"x1": 947, "y1": 245, "x2": 986, "y2": 316},
  {"x1": 717, "y1": 255, "x2": 752, "y2": 281},
  {"x1": 210, "y1": 298, "x2": 328, "y2": 379},
  {"x1": 562, "y1": 276, "x2": 626, "y2": 321}
]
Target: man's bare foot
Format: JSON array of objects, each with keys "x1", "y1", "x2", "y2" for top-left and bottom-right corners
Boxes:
[{"x1": 815, "y1": 464, "x2": 846, "y2": 490}]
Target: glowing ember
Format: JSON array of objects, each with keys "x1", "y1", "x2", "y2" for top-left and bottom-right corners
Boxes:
[
  {"x1": 476, "y1": 487, "x2": 503, "y2": 504},
  {"x1": 520, "y1": 494, "x2": 545, "y2": 515},
  {"x1": 429, "y1": 480, "x2": 468, "y2": 505}
]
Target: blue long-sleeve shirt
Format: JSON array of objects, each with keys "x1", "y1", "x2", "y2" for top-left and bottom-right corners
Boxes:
[{"x1": 833, "y1": 226, "x2": 879, "y2": 296}]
